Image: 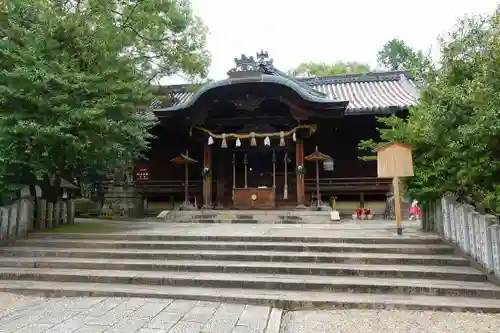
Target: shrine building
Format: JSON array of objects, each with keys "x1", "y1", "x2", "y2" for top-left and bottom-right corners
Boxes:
[{"x1": 136, "y1": 51, "x2": 419, "y2": 211}]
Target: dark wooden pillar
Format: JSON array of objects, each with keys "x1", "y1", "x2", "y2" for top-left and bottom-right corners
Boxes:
[
  {"x1": 216, "y1": 171, "x2": 224, "y2": 209},
  {"x1": 296, "y1": 140, "x2": 306, "y2": 208},
  {"x1": 202, "y1": 144, "x2": 212, "y2": 208}
]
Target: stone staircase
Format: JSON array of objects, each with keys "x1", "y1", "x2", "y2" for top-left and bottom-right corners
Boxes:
[
  {"x1": 1, "y1": 232, "x2": 500, "y2": 312},
  {"x1": 162, "y1": 211, "x2": 330, "y2": 224}
]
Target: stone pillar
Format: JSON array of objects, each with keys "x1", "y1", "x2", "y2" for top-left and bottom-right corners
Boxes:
[
  {"x1": 1, "y1": 207, "x2": 9, "y2": 241},
  {"x1": 16, "y1": 197, "x2": 32, "y2": 237},
  {"x1": 54, "y1": 199, "x2": 61, "y2": 227},
  {"x1": 202, "y1": 144, "x2": 212, "y2": 209},
  {"x1": 37, "y1": 199, "x2": 47, "y2": 229},
  {"x1": 296, "y1": 140, "x2": 306, "y2": 208},
  {"x1": 62, "y1": 200, "x2": 68, "y2": 225},
  {"x1": 68, "y1": 198, "x2": 76, "y2": 224},
  {"x1": 46, "y1": 202, "x2": 54, "y2": 229},
  {"x1": 7, "y1": 203, "x2": 18, "y2": 239}
]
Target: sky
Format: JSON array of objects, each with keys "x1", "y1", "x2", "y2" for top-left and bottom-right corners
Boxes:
[{"x1": 166, "y1": 0, "x2": 499, "y2": 84}]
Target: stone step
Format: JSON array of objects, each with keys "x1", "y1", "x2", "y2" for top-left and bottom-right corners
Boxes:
[
  {"x1": 1, "y1": 268, "x2": 498, "y2": 298},
  {"x1": 14, "y1": 239, "x2": 455, "y2": 255},
  {"x1": 27, "y1": 233, "x2": 444, "y2": 244},
  {"x1": 0, "y1": 257, "x2": 486, "y2": 281},
  {"x1": 0, "y1": 247, "x2": 469, "y2": 266},
  {"x1": 1, "y1": 280, "x2": 500, "y2": 312},
  {"x1": 189, "y1": 219, "x2": 261, "y2": 224}
]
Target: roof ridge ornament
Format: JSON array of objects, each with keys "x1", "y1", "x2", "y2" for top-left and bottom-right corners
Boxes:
[
  {"x1": 227, "y1": 51, "x2": 275, "y2": 77},
  {"x1": 256, "y1": 50, "x2": 274, "y2": 68},
  {"x1": 232, "y1": 54, "x2": 257, "y2": 72}
]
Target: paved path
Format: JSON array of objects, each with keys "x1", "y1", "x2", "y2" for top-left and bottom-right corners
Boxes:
[
  {"x1": 0, "y1": 294, "x2": 274, "y2": 333},
  {"x1": 280, "y1": 309, "x2": 500, "y2": 333},
  {"x1": 81, "y1": 219, "x2": 426, "y2": 238},
  {"x1": 0, "y1": 293, "x2": 43, "y2": 312},
  {"x1": 4, "y1": 294, "x2": 500, "y2": 333}
]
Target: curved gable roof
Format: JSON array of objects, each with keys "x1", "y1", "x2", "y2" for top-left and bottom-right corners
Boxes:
[
  {"x1": 151, "y1": 51, "x2": 419, "y2": 115},
  {"x1": 156, "y1": 70, "x2": 419, "y2": 115},
  {"x1": 153, "y1": 52, "x2": 349, "y2": 113}
]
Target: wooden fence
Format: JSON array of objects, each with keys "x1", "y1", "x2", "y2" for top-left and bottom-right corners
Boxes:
[
  {"x1": 0, "y1": 194, "x2": 75, "y2": 244},
  {"x1": 422, "y1": 196, "x2": 500, "y2": 279}
]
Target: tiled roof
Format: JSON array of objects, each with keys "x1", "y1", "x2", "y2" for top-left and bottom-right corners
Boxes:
[
  {"x1": 154, "y1": 70, "x2": 419, "y2": 115},
  {"x1": 301, "y1": 71, "x2": 419, "y2": 114}
]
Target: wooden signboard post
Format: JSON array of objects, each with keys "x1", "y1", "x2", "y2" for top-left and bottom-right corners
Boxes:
[{"x1": 374, "y1": 142, "x2": 414, "y2": 235}]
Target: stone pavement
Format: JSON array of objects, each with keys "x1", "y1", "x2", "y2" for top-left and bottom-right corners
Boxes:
[
  {"x1": 89, "y1": 218, "x2": 426, "y2": 237},
  {"x1": 0, "y1": 295, "x2": 278, "y2": 333}
]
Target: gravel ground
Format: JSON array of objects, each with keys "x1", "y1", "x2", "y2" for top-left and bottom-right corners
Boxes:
[{"x1": 280, "y1": 309, "x2": 500, "y2": 333}]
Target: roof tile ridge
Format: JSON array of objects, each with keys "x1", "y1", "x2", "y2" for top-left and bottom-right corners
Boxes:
[
  {"x1": 299, "y1": 70, "x2": 413, "y2": 85},
  {"x1": 398, "y1": 73, "x2": 420, "y2": 98}
]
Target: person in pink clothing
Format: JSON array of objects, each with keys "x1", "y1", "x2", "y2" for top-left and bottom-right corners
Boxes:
[{"x1": 409, "y1": 199, "x2": 420, "y2": 220}]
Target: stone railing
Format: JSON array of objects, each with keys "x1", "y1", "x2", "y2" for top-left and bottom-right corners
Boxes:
[
  {"x1": 0, "y1": 193, "x2": 75, "y2": 244},
  {"x1": 422, "y1": 196, "x2": 500, "y2": 279}
]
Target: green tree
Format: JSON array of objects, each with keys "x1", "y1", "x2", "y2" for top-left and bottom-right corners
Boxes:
[
  {"x1": 0, "y1": 0, "x2": 210, "y2": 203},
  {"x1": 361, "y1": 7, "x2": 500, "y2": 214},
  {"x1": 290, "y1": 61, "x2": 371, "y2": 77},
  {"x1": 377, "y1": 39, "x2": 433, "y2": 78}
]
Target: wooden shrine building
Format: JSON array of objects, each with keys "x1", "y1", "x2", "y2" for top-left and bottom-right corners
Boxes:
[{"x1": 136, "y1": 51, "x2": 419, "y2": 210}]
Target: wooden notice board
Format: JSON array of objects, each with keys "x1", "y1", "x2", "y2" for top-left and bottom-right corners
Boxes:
[
  {"x1": 374, "y1": 142, "x2": 414, "y2": 235},
  {"x1": 375, "y1": 142, "x2": 414, "y2": 178}
]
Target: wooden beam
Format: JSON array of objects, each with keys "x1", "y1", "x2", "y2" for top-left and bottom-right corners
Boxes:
[{"x1": 205, "y1": 116, "x2": 294, "y2": 126}]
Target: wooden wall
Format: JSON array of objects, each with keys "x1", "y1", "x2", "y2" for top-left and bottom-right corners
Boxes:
[
  {"x1": 139, "y1": 124, "x2": 204, "y2": 181},
  {"x1": 139, "y1": 114, "x2": 381, "y2": 182},
  {"x1": 304, "y1": 115, "x2": 380, "y2": 178}
]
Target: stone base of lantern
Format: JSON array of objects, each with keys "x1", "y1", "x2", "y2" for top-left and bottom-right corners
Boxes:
[
  {"x1": 309, "y1": 200, "x2": 331, "y2": 211},
  {"x1": 180, "y1": 201, "x2": 197, "y2": 211},
  {"x1": 100, "y1": 184, "x2": 143, "y2": 218}
]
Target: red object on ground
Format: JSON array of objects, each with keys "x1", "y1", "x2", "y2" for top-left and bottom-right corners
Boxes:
[
  {"x1": 364, "y1": 208, "x2": 371, "y2": 216},
  {"x1": 356, "y1": 208, "x2": 363, "y2": 217}
]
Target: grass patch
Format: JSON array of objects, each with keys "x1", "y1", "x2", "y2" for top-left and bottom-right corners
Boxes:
[{"x1": 35, "y1": 222, "x2": 124, "y2": 233}]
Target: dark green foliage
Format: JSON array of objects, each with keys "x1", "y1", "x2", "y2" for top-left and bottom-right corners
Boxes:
[
  {"x1": 0, "y1": 0, "x2": 210, "y2": 203},
  {"x1": 289, "y1": 61, "x2": 371, "y2": 77},
  {"x1": 377, "y1": 38, "x2": 433, "y2": 78},
  {"x1": 362, "y1": 7, "x2": 500, "y2": 214}
]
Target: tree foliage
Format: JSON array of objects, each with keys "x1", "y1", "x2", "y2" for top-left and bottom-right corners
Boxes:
[
  {"x1": 361, "y1": 7, "x2": 500, "y2": 214},
  {"x1": 290, "y1": 61, "x2": 371, "y2": 77},
  {"x1": 0, "y1": 0, "x2": 210, "y2": 203},
  {"x1": 377, "y1": 39, "x2": 433, "y2": 78}
]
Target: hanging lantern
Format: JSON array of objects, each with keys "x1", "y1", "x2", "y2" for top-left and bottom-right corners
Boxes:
[
  {"x1": 250, "y1": 132, "x2": 257, "y2": 146},
  {"x1": 264, "y1": 136, "x2": 271, "y2": 147},
  {"x1": 235, "y1": 138, "x2": 241, "y2": 147},
  {"x1": 292, "y1": 132, "x2": 296, "y2": 142},
  {"x1": 221, "y1": 134, "x2": 227, "y2": 148},
  {"x1": 208, "y1": 136, "x2": 214, "y2": 146},
  {"x1": 279, "y1": 131, "x2": 285, "y2": 146}
]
